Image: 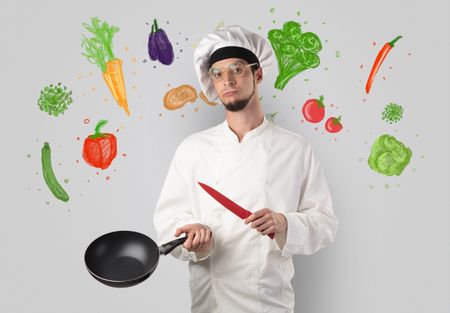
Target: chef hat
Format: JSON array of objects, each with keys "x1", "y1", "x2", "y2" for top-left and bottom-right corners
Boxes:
[{"x1": 194, "y1": 25, "x2": 273, "y2": 102}]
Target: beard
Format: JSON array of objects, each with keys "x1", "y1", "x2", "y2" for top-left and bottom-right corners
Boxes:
[{"x1": 222, "y1": 80, "x2": 256, "y2": 112}]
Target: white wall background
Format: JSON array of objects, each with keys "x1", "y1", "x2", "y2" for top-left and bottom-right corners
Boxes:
[{"x1": 1, "y1": 0, "x2": 449, "y2": 312}]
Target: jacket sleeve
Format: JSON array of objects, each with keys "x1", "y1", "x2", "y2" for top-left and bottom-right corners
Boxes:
[
  {"x1": 281, "y1": 143, "x2": 339, "y2": 257},
  {"x1": 153, "y1": 143, "x2": 213, "y2": 262}
]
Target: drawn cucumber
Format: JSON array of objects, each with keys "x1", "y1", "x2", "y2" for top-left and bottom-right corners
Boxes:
[{"x1": 41, "y1": 142, "x2": 69, "y2": 202}]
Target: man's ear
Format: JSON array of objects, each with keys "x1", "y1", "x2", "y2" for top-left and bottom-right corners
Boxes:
[{"x1": 256, "y1": 68, "x2": 263, "y2": 83}]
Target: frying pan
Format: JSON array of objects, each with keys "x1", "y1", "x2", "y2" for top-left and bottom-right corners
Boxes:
[{"x1": 84, "y1": 230, "x2": 187, "y2": 287}]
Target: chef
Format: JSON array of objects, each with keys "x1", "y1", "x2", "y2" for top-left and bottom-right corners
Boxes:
[{"x1": 153, "y1": 25, "x2": 338, "y2": 313}]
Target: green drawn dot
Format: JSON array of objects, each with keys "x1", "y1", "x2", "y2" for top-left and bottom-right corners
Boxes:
[
  {"x1": 421, "y1": 155, "x2": 424, "y2": 159},
  {"x1": 412, "y1": 168, "x2": 416, "y2": 172},
  {"x1": 258, "y1": 26, "x2": 262, "y2": 30},
  {"x1": 304, "y1": 78, "x2": 309, "y2": 81},
  {"x1": 396, "y1": 184, "x2": 400, "y2": 188},
  {"x1": 369, "y1": 184, "x2": 375, "y2": 189},
  {"x1": 64, "y1": 179, "x2": 69, "y2": 184},
  {"x1": 385, "y1": 184, "x2": 390, "y2": 189},
  {"x1": 335, "y1": 51, "x2": 340, "y2": 58},
  {"x1": 358, "y1": 158, "x2": 363, "y2": 162},
  {"x1": 45, "y1": 201, "x2": 50, "y2": 205},
  {"x1": 273, "y1": 95, "x2": 276, "y2": 98},
  {"x1": 273, "y1": 20, "x2": 276, "y2": 24},
  {"x1": 270, "y1": 8, "x2": 275, "y2": 13},
  {"x1": 297, "y1": 11, "x2": 301, "y2": 16},
  {"x1": 304, "y1": 21, "x2": 308, "y2": 24},
  {"x1": 324, "y1": 67, "x2": 328, "y2": 71},
  {"x1": 292, "y1": 106, "x2": 295, "y2": 110}
]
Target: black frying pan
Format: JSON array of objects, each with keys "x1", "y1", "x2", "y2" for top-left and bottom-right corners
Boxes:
[{"x1": 84, "y1": 230, "x2": 187, "y2": 287}]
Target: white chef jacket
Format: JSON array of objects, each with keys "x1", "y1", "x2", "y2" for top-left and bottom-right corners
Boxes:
[{"x1": 153, "y1": 116, "x2": 338, "y2": 313}]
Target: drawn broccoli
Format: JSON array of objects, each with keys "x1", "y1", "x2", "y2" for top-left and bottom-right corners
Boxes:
[
  {"x1": 38, "y1": 82, "x2": 73, "y2": 117},
  {"x1": 268, "y1": 21, "x2": 322, "y2": 90},
  {"x1": 382, "y1": 103, "x2": 403, "y2": 124},
  {"x1": 368, "y1": 134, "x2": 412, "y2": 176}
]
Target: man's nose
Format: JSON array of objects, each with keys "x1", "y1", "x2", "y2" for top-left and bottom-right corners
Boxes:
[{"x1": 222, "y1": 71, "x2": 236, "y2": 86}]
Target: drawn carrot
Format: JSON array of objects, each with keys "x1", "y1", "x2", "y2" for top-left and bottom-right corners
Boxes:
[
  {"x1": 81, "y1": 17, "x2": 130, "y2": 115},
  {"x1": 365, "y1": 35, "x2": 402, "y2": 94}
]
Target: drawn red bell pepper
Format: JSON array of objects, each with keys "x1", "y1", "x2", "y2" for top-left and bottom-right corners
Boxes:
[{"x1": 82, "y1": 120, "x2": 117, "y2": 170}]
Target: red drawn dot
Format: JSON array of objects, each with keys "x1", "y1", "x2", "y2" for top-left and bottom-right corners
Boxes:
[
  {"x1": 314, "y1": 127, "x2": 318, "y2": 131},
  {"x1": 389, "y1": 66, "x2": 392, "y2": 69},
  {"x1": 372, "y1": 41, "x2": 376, "y2": 46},
  {"x1": 116, "y1": 129, "x2": 120, "y2": 133},
  {"x1": 84, "y1": 118, "x2": 90, "y2": 124},
  {"x1": 76, "y1": 160, "x2": 79, "y2": 164},
  {"x1": 330, "y1": 103, "x2": 335, "y2": 108},
  {"x1": 360, "y1": 64, "x2": 363, "y2": 69},
  {"x1": 408, "y1": 52, "x2": 412, "y2": 56},
  {"x1": 76, "y1": 137, "x2": 80, "y2": 141},
  {"x1": 382, "y1": 76, "x2": 386, "y2": 80},
  {"x1": 96, "y1": 172, "x2": 99, "y2": 175},
  {"x1": 106, "y1": 176, "x2": 110, "y2": 180},
  {"x1": 122, "y1": 153, "x2": 127, "y2": 157},
  {"x1": 300, "y1": 120, "x2": 304, "y2": 123},
  {"x1": 363, "y1": 99, "x2": 367, "y2": 102}
]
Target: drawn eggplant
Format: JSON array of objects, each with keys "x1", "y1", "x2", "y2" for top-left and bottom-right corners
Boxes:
[{"x1": 147, "y1": 19, "x2": 174, "y2": 65}]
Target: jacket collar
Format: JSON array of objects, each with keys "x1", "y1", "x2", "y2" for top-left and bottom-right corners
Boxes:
[{"x1": 221, "y1": 115, "x2": 269, "y2": 144}]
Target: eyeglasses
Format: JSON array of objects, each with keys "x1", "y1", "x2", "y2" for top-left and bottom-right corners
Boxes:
[{"x1": 208, "y1": 62, "x2": 259, "y2": 82}]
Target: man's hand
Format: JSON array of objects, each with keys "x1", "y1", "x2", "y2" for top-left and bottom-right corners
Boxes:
[
  {"x1": 244, "y1": 208, "x2": 287, "y2": 235},
  {"x1": 175, "y1": 223, "x2": 213, "y2": 253}
]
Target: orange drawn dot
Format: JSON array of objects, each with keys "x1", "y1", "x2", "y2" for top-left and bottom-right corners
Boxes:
[
  {"x1": 77, "y1": 75, "x2": 82, "y2": 80},
  {"x1": 84, "y1": 118, "x2": 90, "y2": 124},
  {"x1": 194, "y1": 107, "x2": 199, "y2": 112},
  {"x1": 82, "y1": 93, "x2": 86, "y2": 97},
  {"x1": 132, "y1": 85, "x2": 137, "y2": 91},
  {"x1": 125, "y1": 46, "x2": 130, "y2": 51},
  {"x1": 104, "y1": 98, "x2": 108, "y2": 102},
  {"x1": 131, "y1": 57, "x2": 137, "y2": 63},
  {"x1": 89, "y1": 72, "x2": 93, "y2": 76},
  {"x1": 91, "y1": 85, "x2": 96, "y2": 91}
]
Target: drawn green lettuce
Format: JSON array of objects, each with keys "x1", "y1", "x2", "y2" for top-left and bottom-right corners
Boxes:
[
  {"x1": 268, "y1": 21, "x2": 322, "y2": 90},
  {"x1": 368, "y1": 134, "x2": 412, "y2": 176}
]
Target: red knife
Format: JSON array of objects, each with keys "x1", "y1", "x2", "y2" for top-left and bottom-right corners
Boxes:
[{"x1": 198, "y1": 182, "x2": 275, "y2": 239}]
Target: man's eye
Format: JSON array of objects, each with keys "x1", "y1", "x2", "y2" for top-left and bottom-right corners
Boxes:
[
  {"x1": 230, "y1": 65, "x2": 243, "y2": 74},
  {"x1": 212, "y1": 71, "x2": 223, "y2": 79}
]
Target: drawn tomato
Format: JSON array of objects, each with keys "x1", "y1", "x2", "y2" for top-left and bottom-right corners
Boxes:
[
  {"x1": 301, "y1": 95, "x2": 325, "y2": 123},
  {"x1": 325, "y1": 116, "x2": 343, "y2": 133},
  {"x1": 82, "y1": 120, "x2": 117, "y2": 170}
]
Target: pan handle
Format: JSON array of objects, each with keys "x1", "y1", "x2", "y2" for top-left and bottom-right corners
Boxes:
[{"x1": 159, "y1": 236, "x2": 188, "y2": 255}]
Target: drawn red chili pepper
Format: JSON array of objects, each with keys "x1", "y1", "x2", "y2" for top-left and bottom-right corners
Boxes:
[
  {"x1": 301, "y1": 95, "x2": 325, "y2": 123},
  {"x1": 325, "y1": 116, "x2": 343, "y2": 133},
  {"x1": 82, "y1": 120, "x2": 117, "y2": 170},
  {"x1": 365, "y1": 35, "x2": 402, "y2": 94}
]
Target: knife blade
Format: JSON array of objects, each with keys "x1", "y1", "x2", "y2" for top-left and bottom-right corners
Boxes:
[{"x1": 198, "y1": 182, "x2": 274, "y2": 239}]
